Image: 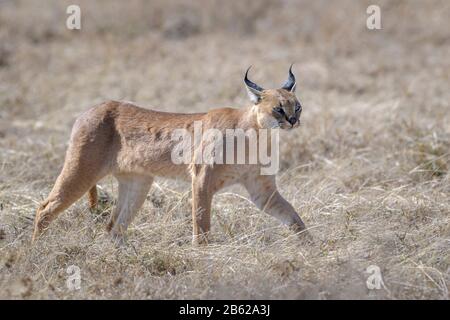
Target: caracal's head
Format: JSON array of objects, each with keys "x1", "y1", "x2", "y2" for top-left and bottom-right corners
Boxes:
[{"x1": 244, "y1": 66, "x2": 302, "y2": 130}]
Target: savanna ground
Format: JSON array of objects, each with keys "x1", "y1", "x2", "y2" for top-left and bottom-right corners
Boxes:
[{"x1": 0, "y1": 0, "x2": 449, "y2": 299}]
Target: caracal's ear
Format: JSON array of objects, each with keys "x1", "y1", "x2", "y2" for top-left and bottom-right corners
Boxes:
[
  {"x1": 244, "y1": 66, "x2": 264, "y2": 104},
  {"x1": 281, "y1": 64, "x2": 296, "y2": 93}
]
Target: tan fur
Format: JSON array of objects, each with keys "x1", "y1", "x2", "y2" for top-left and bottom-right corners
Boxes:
[
  {"x1": 88, "y1": 186, "x2": 97, "y2": 210},
  {"x1": 32, "y1": 88, "x2": 306, "y2": 245}
]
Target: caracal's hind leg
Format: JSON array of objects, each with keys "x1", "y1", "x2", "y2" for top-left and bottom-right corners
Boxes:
[
  {"x1": 32, "y1": 161, "x2": 108, "y2": 243},
  {"x1": 107, "y1": 175, "x2": 153, "y2": 244},
  {"x1": 242, "y1": 174, "x2": 306, "y2": 233}
]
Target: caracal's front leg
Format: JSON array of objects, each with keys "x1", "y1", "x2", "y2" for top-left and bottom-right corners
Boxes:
[
  {"x1": 243, "y1": 174, "x2": 306, "y2": 233},
  {"x1": 191, "y1": 165, "x2": 214, "y2": 245}
]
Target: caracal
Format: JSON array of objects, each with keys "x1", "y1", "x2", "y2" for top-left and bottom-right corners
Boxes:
[{"x1": 32, "y1": 66, "x2": 307, "y2": 245}]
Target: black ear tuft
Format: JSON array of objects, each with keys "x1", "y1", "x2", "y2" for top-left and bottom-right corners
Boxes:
[
  {"x1": 244, "y1": 66, "x2": 264, "y2": 92},
  {"x1": 244, "y1": 66, "x2": 265, "y2": 103},
  {"x1": 281, "y1": 64, "x2": 296, "y2": 92}
]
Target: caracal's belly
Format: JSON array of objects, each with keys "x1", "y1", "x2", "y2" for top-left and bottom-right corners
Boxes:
[{"x1": 114, "y1": 137, "x2": 191, "y2": 180}]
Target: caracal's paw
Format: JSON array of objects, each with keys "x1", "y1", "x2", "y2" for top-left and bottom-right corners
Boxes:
[
  {"x1": 110, "y1": 232, "x2": 128, "y2": 248},
  {"x1": 192, "y1": 233, "x2": 210, "y2": 246},
  {"x1": 290, "y1": 224, "x2": 315, "y2": 245}
]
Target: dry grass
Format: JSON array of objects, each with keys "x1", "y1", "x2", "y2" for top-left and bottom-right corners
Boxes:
[{"x1": 0, "y1": 0, "x2": 449, "y2": 299}]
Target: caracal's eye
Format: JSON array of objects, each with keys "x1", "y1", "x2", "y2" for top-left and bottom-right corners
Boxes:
[
  {"x1": 273, "y1": 106, "x2": 284, "y2": 114},
  {"x1": 295, "y1": 104, "x2": 301, "y2": 113}
]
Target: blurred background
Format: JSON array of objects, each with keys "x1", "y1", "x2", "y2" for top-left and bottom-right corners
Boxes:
[{"x1": 0, "y1": 0, "x2": 449, "y2": 299}]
